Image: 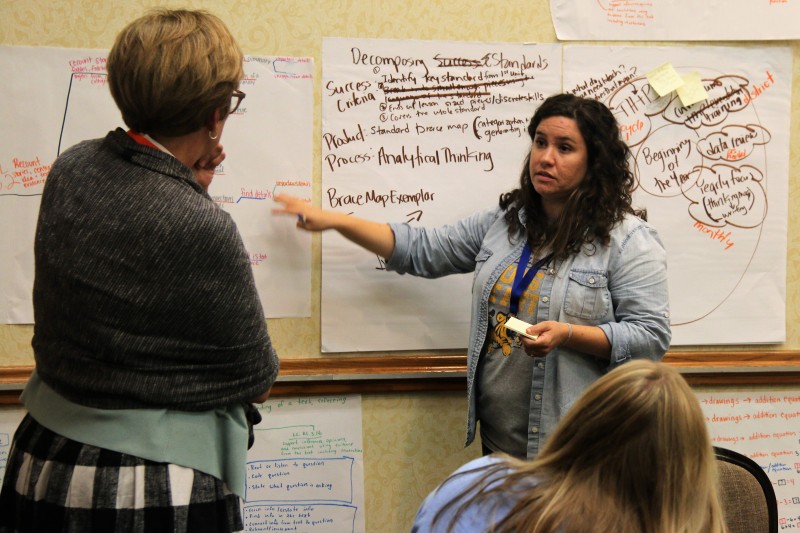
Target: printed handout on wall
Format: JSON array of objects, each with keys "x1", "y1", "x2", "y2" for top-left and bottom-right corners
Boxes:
[
  {"x1": 0, "y1": 45, "x2": 313, "y2": 323},
  {"x1": 244, "y1": 395, "x2": 364, "y2": 533},
  {"x1": 697, "y1": 389, "x2": 800, "y2": 527},
  {"x1": 321, "y1": 38, "x2": 562, "y2": 352},
  {"x1": 564, "y1": 45, "x2": 791, "y2": 345},
  {"x1": 550, "y1": 0, "x2": 800, "y2": 41}
]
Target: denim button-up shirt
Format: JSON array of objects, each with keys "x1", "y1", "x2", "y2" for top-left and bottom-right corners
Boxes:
[{"x1": 387, "y1": 205, "x2": 671, "y2": 457}]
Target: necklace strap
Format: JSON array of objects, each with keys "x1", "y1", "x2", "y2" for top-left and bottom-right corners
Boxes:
[{"x1": 510, "y1": 242, "x2": 551, "y2": 316}]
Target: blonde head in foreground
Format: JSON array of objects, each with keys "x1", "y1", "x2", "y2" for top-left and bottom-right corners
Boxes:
[{"x1": 434, "y1": 360, "x2": 726, "y2": 533}]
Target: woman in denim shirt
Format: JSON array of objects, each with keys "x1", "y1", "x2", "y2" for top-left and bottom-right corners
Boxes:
[{"x1": 275, "y1": 93, "x2": 671, "y2": 459}]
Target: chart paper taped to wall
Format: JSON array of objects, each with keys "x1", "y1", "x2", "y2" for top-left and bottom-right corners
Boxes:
[
  {"x1": 0, "y1": 45, "x2": 313, "y2": 323},
  {"x1": 321, "y1": 37, "x2": 562, "y2": 352},
  {"x1": 550, "y1": 0, "x2": 800, "y2": 41},
  {"x1": 245, "y1": 395, "x2": 365, "y2": 533},
  {"x1": 564, "y1": 45, "x2": 791, "y2": 345},
  {"x1": 698, "y1": 388, "x2": 800, "y2": 527}
]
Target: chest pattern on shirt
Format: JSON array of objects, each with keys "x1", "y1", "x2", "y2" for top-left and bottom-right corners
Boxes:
[{"x1": 487, "y1": 260, "x2": 546, "y2": 356}]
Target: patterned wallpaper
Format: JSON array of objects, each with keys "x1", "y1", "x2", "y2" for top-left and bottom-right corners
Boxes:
[
  {"x1": 363, "y1": 392, "x2": 479, "y2": 531},
  {"x1": 1, "y1": 1, "x2": 798, "y2": 530}
]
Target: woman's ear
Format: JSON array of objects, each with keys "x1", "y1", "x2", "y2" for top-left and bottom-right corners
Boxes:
[{"x1": 207, "y1": 108, "x2": 224, "y2": 140}]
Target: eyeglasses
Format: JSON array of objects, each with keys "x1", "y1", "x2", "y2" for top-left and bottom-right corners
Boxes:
[{"x1": 229, "y1": 89, "x2": 246, "y2": 114}]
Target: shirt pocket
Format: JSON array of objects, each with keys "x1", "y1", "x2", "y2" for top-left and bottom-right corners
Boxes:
[{"x1": 564, "y1": 269, "x2": 610, "y2": 321}]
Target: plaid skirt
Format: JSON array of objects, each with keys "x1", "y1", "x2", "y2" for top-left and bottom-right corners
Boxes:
[{"x1": 0, "y1": 415, "x2": 243, "y2": 533}]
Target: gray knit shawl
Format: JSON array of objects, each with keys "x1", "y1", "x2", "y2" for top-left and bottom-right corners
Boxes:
[{"x1": 32, "y1": 129, "x2": 279, "y2": 411}]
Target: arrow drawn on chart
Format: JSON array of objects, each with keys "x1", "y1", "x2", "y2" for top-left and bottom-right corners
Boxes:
[{"x1": 406, "y1": 210, "x2": 423, "y2": 222}]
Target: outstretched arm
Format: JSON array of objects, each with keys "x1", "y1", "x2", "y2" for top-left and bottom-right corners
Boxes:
[{"x1": 273, "y1": 193, "x2": 396, "y2": 259}]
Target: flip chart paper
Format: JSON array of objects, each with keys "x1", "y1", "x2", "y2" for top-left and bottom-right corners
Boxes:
[
  {"x1": 564, "y1": 45, "x2": 791, "y2": 344},
  {"x1": 320, "y1": 37, "x2": 562, "y2": 352},
  {"x1": 0, "y1": 45, "x2": 313, "y2": 323},
  {"x1": 551, "y1": 0, "x2": 800, "y2": 41}
]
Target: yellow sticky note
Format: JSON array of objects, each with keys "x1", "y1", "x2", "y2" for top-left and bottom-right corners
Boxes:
[
  {"x1": 676, "y1": 72, "x2": 708, "y2": 107},
  {"x1": 646, "y1": 62, "x2": 684, "y2": 96}
]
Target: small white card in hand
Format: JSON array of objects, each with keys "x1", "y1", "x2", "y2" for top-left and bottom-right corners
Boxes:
[{"x1": 505, "y1": 316, "x2": 538, "y2": 340}]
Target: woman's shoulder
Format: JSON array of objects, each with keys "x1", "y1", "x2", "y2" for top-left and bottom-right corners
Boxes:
[
  {"x1": 610, "y1": 212, "x2": 662, "y2": 241},
  {"x1": 616, "y1": 211, "x2": 655, "y2": 230},
  {"x1": 46, "y1": 138, "x2": 106, "y2": 178},
  {"x1": 601, "y1": 212, "x2": 666, "y2": 260},
  {"x1": 412, "y1": 455, "x2": 520, "y2": 532},
  {"x1": 451, "y1": 454, "x2": 509, "y2": 477},
  {"x1": 460, "y1": 203, "x2": 506, "y2": 225},
  {"x1": 425, "y1": 455, "x2": 511, "y2": 500}
]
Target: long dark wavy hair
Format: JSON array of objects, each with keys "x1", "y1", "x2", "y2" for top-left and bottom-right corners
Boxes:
[{"x1": 500, "y1": 93, "x2": 642, "y2": 261}]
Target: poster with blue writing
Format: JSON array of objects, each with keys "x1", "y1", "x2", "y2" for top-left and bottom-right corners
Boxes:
[
  {"x1": 321, "y1": 38, "x2": 562, "y2": 352},
  {"x1": 244, "y1": 395, "x2": 364, "y2": 533},
  {"x1": 563, "y1": 45, "x2": 792, "y2": 345}
]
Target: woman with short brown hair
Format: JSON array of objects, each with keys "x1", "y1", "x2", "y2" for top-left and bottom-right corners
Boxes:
[{"x1": 0, "y1": 9, "x2": 277, "y2": 532}]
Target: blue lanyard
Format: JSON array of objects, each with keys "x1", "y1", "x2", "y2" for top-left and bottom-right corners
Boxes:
[{"x1": 510, "y1": 242, "x2": 551, "y2": 316}]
